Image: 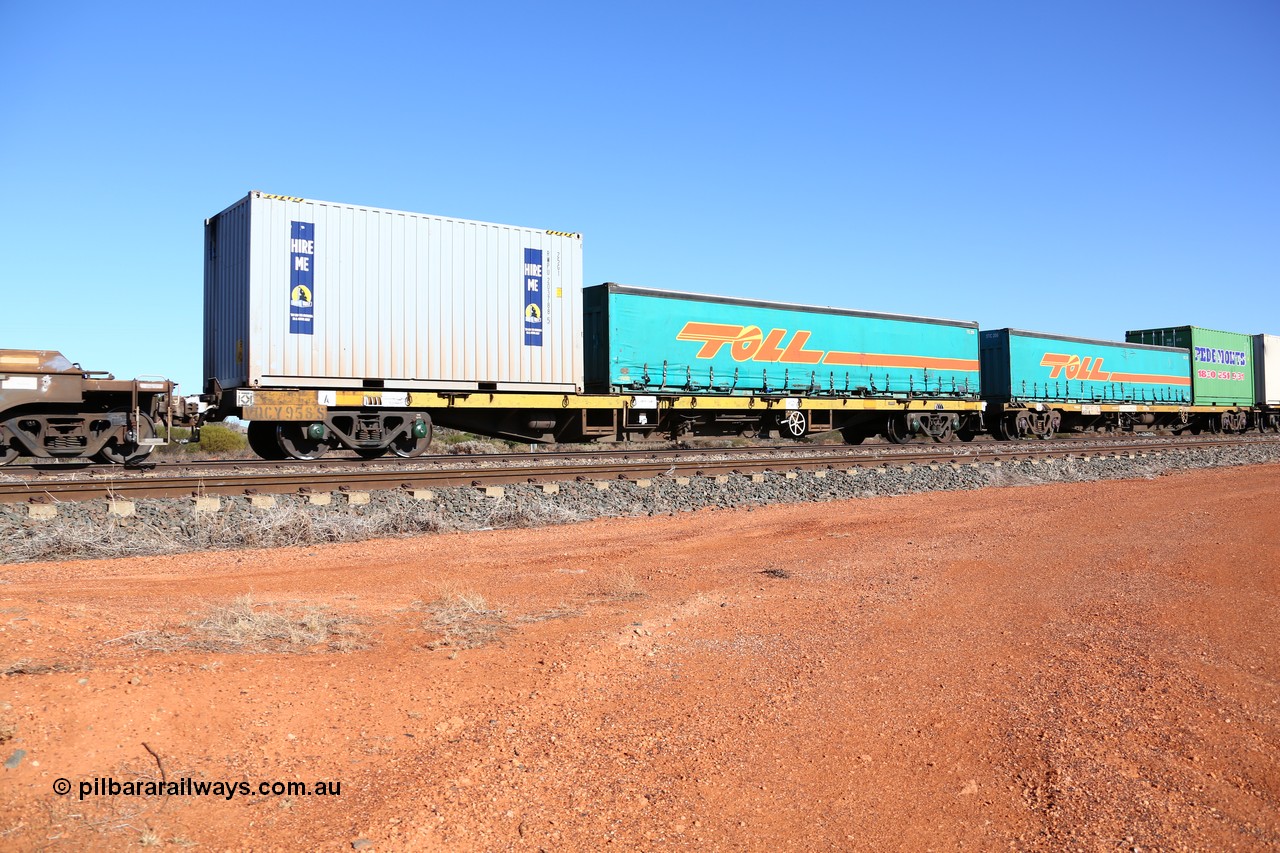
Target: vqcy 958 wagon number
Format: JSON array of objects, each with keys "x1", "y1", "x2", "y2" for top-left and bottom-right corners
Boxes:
[{"x1": 242, "y1": 404, "x2": 324, "y2": 422}]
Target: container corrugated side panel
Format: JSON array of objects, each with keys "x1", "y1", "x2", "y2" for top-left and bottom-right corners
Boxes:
[
  {"x1": 1189, "y1": 327, "x2": 1254, "y2": 406},
  {"x1": 1255, "y1": 334, "x2": 1280, "y2": 405},
  {"x1": 241, "y1": 194, "x2": 582, "y2": 391},
  {"x1": 600, "y1": 285, "x2": 979, "y2": 396},
  {"x1": 1128, "y1": 326, "x2": 1253, "y2": 406},
  {"x1": 203, "y1": 197, "x2": 252, "y2": 390}
]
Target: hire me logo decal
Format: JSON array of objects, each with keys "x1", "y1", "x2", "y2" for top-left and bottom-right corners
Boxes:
[
  {"x1": 289, "y1": 221, "x2": 315, "y2": 335},
  {"x1": 523, "y1": 248, "x2": 543, "y2": 347}
]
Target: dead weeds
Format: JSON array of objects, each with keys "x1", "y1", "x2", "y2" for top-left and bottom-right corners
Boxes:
[
  {"x1": 419, "y1": 589, "x2": 511, "y2": 650},
  {"x1": 1, "y1": 659, "x2": 75, "y2": 676},
  {"x1": 107, "y1": 595, "x2": 367, "y2": 654}
]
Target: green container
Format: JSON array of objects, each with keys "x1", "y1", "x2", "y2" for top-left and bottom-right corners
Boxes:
[{"x1": 1124, "y1": 326, "x2": 1253, "y2": 407}]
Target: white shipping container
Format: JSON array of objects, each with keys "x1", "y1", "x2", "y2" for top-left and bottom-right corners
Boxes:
[
  {"x1": 204, "y1": 192, "x2": 584, "y2": 393},
  {"x1": 1255, "y1": 334, "x2": 1280, "y2": 405}
]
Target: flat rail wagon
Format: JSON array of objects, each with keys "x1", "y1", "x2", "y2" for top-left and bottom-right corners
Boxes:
[
  {"x1": 200, "y1": 194, "x2": 988, "y2": 457},
  {"x1": 1125, "y1": 326, "x2": 1255, "y2": 432},
  {"x1": 585, "y1": 283, "x2": 984, "y2": 443},
  {"x1": 204, "y1": 192, "x2": 587, "y2": 458},
  {"x1": 979, "y1": 329, "x2": 1192, "y2": 438}
]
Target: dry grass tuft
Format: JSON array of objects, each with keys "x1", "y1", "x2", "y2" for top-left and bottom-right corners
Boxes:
[
  {"x1": 189, "y1": 596, "x2": 366, "y2": 652},
  {"x1": 110, "y1": 595, "x2": 367, "y2": 654},
  {"x1": 420, "y1": 589, "x2": 510, "y2": 650},
  {"x1": 1, "y1": 659, "x2": 74, "y2": 676},
  {"x1": 478, "y1": 496, "x2": 590, "y2": 530}
]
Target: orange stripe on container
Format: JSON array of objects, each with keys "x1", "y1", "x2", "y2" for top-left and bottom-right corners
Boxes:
[
  {"x1": 675, "y1": 322, "x2": 743, "y2": 342},
  {"x1": 822, "y1": 352, "x2": 979, "y2": 371},
  {"x1": 1108, "y1": 372, "x2": 1191, "y2": 386}
]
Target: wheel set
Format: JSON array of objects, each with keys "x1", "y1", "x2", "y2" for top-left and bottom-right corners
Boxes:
[{"x1": 248, "y1": 415, "x2": 434, "y2": 461}]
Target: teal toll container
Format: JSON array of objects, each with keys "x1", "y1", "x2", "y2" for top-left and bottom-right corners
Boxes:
[
  {"x1": 979, "y1": 329, "x2": 1191, "y2": 404},
  {"x1": 1125, "y1": 326, "x2": 1254, "y2": 407},
  {"x1": 583, "y1": 283, "x2": 980, "y2": 397}
]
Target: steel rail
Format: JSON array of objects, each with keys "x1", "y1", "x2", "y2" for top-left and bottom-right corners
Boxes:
[
  {"x1": 6, "y1": 431, "x2": 1277, "y2": 478},
  {"x1": 2, "y1": 436, "x2": 1274, "y2": 505}
]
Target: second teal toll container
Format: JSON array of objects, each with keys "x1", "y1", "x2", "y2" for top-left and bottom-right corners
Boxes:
[{"x1": 979, "y1": 329, "x2": 1191, "y2": 404}]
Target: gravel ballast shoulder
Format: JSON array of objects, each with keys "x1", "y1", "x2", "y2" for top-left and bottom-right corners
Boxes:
[{"x1": 3, "y1": 444, "x2": 1279, "y2": 563}]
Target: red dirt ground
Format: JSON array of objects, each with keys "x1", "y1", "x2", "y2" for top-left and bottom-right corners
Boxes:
[{"x1": 1, "y1": 465, "x2": 1278, "y2": 851}]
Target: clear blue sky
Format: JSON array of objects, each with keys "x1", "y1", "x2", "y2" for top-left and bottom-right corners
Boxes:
[{"x1": 2, "y1": 1, "x2": 1277, "y2": 394}]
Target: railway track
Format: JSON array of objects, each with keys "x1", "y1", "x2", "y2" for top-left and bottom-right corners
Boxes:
[
  {"x1": 2, "y1": 435, "x2": 1275, "y2": 504},
  {"x1": 3, "y1": 430, "x2": 1271, "y2": 476}
]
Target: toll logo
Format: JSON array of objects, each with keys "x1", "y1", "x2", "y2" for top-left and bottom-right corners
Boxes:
[
  {"x1": 677, "y1": 322, "x2": 823, "y2": 364},
  {"x1": 1039, "y1": 352, "x2": 1192, "y2": 387},
  {"x1": 675, "y1": 322, "x2": 978, "y2": 372},
  {"x1": 289, "y1": 221, "x2": 315, "y2": 335},
  {"x1": 1040, "y1": 353, "x2": 1110, "y2": 381}
]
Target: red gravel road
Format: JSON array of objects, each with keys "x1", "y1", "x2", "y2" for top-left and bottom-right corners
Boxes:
[{"x1": 1, "y1": 465, "x2": 1277, "y2": 851}]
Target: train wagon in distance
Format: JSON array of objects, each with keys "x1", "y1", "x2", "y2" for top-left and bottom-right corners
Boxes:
[
  {"x1": 978, "y1": 329, "x2": 1191, "y2": 439},
  {"x1": 1252, "y1": 334, "x2": 1280, "y2": 433},
  {"x1": 1125, "y1": 326, "x2": 1255, "y2": 433},
  {"x1": 584, "y1": 283, "x2": 984, "y2": 444}
]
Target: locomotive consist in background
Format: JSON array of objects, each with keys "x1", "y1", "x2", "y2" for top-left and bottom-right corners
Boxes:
[{"x1": 2, "y1": 191, "x2": 1278, "y2": 464}]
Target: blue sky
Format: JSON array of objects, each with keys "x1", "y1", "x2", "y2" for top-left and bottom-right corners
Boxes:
[{"x1": 2, "y1": 1, "x2": 1277, "y2": 394}]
